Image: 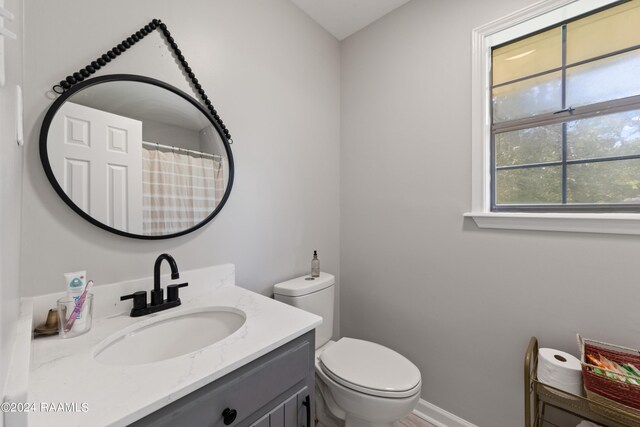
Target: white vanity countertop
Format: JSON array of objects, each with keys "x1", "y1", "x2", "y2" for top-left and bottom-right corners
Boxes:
[{"x1": 24, "y1": 265, "x2": 321, "y2": 427}]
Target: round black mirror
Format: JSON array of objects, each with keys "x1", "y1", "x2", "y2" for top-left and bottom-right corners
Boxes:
[{"x1": 40, "y1": 74, "x2": 234, "y2": 239}]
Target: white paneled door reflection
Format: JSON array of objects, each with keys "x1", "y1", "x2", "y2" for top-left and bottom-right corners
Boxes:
[{"x1": 48, "y1": 102, "x2": 143, "y2": 234}]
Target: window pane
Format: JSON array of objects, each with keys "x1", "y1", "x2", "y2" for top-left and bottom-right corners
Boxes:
[
  {"x1": 567, "y1": 1, "x2": 640, "y2": 64},
  {"x1": 495, "y1": 124, "x2": 562, "y2": 167},
  {"x1": 496, "y1": 166, "x2": 561, "y2": 204},
  {"x1": 493, "y1": 71, "x2": 561, "y2": 122},
  {"x1": 567, "y1": 50, "x2": 640, "y2": 107},
  {"x1": 567, "y1": 159, "x2": 640, "y2": 204},
  {"x1": 492, "y1": 27, "x2": 562, "y2": 85},
  {"x1": 567, "y1": 110, "x2": 640, "y2": 160}
]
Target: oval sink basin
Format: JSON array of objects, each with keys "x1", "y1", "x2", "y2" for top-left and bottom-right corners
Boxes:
[{"x1": 94, "y1": 307, "x2": 246, "y2": 366}]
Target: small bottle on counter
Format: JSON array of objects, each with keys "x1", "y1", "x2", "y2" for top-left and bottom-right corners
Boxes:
[{"x1": 311, "y1": 250, "x2": 320, "y2": 277}]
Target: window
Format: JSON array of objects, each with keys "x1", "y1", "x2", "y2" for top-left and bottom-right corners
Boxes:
[
  {"x1": 492, "y1": 0, "x2": 640, "y2": 211},
  {"x1": 468, "y1": 0, "x2": 640, "y2": 234}
]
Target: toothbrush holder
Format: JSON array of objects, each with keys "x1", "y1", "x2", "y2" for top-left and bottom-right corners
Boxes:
[{"x1": 56, "y1": 294, "x2": 94, "y2": 338}]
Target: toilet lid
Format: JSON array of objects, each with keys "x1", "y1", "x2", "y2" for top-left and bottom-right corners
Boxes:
[{"x1": 319, "y1": 338, "x2": 421, "y2": 398}]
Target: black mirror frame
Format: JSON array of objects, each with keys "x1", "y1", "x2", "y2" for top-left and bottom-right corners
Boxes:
[{"x1": 39, "y1": 73, "x2": 235, "y2": 240}]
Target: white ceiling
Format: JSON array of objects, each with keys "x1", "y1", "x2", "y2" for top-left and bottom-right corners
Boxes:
[{"x1": 291, "y1": 0, "x2": 411, "y2": 40}]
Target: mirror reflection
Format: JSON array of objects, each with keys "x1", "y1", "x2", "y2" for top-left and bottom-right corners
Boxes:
[{"x1": 43, "y1": 77, "x2": 232, "y2": 238}]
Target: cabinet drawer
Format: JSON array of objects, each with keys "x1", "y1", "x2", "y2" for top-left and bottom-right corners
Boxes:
[{"x1": 131, "y1": 339, "x2": 310, "y2": 427}]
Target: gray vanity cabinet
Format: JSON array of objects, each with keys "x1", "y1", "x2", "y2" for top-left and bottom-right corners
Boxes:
[
  {"x1": 249, "y1": 388, "x2": 308, "y2": 427},
  {"x1": 130, "y1": 331, "x2": 315, "y2": 427}
]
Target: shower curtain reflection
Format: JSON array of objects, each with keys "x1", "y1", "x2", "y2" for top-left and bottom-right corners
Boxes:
[{"x1": 142, "y1": 147, "x2": 224, "y2": 235}]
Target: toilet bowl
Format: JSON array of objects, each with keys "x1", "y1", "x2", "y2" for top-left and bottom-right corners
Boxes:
[
  {"x1": 274, "y1": 273, "x2": 422, "y2": 427},
  {"x1": 315, "y1": 339, "x2": 421, "y2": 427}
]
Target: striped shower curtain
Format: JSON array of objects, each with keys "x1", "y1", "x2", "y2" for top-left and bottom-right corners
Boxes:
[{"x1": 142, "y1": 148, "x2": 224, "y2": 235}]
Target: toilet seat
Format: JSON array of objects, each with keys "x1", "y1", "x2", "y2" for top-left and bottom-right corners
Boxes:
[{"x1": 318, "y1": 338, "x2": 421, "y2": 398}]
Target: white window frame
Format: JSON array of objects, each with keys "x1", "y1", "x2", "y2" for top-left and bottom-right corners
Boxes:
[{"x1": 464, "y1": 0, "x2": 640, "y2": 235}]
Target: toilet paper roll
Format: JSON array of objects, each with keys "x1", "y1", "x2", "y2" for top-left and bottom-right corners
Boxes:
[
  {"x1": 537, "y1": 348, "x2": 584, "y2": 398},
  {"x1": 576, "y1": 421, "x2": 603, "y2": 427}
]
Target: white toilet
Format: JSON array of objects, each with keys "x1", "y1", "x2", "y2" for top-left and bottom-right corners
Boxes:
[{"x1": 274, "y1": 273, "x2": 421, "y2": 427}]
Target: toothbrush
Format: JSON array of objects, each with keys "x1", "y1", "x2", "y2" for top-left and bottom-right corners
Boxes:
[{"x1": 64, "y1": 280, "x2": 94, "y2": 332}]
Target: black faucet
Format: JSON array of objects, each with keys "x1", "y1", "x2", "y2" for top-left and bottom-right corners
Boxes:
[
  {"x1": 120, "y1": 253, "x2": 189, "y2": 317},
  {"x1": 152, "y1": 253, "x2": 180, "y2": 306}
]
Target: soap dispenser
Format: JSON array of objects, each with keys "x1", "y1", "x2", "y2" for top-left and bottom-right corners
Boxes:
[{"x1": 311, "y1": 250, "x2": 320, "y2": 277}]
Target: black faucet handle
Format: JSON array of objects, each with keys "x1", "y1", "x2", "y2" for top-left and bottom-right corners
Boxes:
[
  {"x1": 121, "y1": 291, "x2": 147, "y2": 310},
  {"x1": 167, "y1": 282, "x2": 188, "y2": 303}
]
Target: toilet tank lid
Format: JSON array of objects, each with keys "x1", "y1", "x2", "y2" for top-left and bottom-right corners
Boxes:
[{"x1": 273, "y1": 272, "x2": 335, "y2": 297}]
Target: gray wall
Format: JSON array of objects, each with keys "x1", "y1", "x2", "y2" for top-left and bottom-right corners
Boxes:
[
  {"x1": 340, "y1": 1, "x2": 640, "y2": 426},
  {"x1": 0, "y1": 0, "x2": 23, "y2": 395},
  {"x1": 21, "y1": 0, "x2": 340, "y2": 320},
  {"x1": 142, "y1": 118, "x2": 201, "y2": 152}
]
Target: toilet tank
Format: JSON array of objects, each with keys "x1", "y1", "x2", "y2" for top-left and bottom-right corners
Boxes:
[{"x1": 273, "y1": 273, "x2": 335, "y2": 349}]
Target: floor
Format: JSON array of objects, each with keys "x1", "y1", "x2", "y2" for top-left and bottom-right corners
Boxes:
[
  {"x1": 396, "y1": 414, "x2": 436, "y2": 427},
  {"x1": 317, "y1": 414, "x2": 435, "y2": 427}
]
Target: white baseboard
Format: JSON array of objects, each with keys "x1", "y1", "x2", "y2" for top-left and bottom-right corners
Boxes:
[{"x1": 412, "y1": 399, "x2": 477, "y2": 427}]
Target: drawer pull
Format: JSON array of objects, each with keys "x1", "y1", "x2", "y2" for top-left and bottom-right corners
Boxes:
[
  {"x1": 222, "y1": 408, "x2": 237, "y2": 425},
  {"x1": 302, "y1": 395, "x2": 311, "y2": 427}
]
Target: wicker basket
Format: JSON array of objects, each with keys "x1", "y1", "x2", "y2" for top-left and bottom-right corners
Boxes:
[{"x1": 578, "y1": 334, "x2": 640, "y2": 423}]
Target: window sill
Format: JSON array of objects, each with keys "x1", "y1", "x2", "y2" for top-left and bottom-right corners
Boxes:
[{"x1": 463, "y1": 212, "x2": 640, "y2": 235}]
